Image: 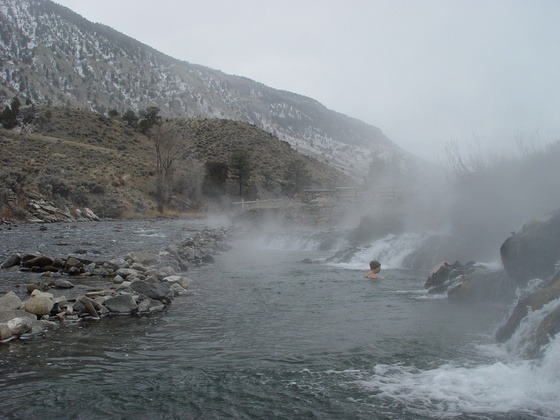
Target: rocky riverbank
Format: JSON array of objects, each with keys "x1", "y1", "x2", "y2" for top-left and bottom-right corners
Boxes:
[{"x1": 0, "y1": 225, "x2": 232, "y2": 342}]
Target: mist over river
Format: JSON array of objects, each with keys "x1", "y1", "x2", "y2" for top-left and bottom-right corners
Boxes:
[{"x1": 1, "y1": 219, "x2": 559, "y2": 419}]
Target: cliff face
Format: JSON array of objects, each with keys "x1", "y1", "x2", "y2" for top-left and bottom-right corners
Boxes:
[{"x1": 0, "y1": 0, "x2": 405, "y2": 179}]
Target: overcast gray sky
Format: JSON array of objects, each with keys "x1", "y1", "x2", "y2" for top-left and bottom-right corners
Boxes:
[{"x1": 54, "y1": 0, "x2": 560, "y2": 162}]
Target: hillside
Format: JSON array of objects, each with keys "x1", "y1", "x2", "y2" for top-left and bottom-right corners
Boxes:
[
  {"x1": 0, "y1": 0, "x2": 407, "y2": 179},
  {"x1": 0, "y1": 105, "x2": 351, "y2": 220}
]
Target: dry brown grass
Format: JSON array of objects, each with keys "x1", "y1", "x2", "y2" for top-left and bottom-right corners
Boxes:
[{"x1": 1, "y1": 105, "x2": 352, "y2": 220}]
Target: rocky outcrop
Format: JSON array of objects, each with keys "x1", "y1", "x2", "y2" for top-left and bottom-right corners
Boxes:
[
  {"x1": 26, "y1": 197, "x2": 101, "y2": 223},
  {"x1": 447, "y1": 268, "x2": 512, "y2": 301},
  {"x1": 494, "y1": 209, "x2": 560, "y2": 358},
  {"x1": 500, "y1": 209, "x2": 560, "y2": 286},
  {"x1": 496, "y1": 269, "x2": 560, "y2": 344},
  {"x1": 0, "y1": 227, "x2": 231, "y2": 342},
  {"x1": 424, "y1": 261, "x2": 514, "y2": 301},
  {"x1": 425, "y1": 261, "x2": 472, "y2": 294}
]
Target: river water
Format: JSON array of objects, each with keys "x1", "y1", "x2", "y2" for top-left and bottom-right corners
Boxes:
[{"x1": 0, "y1": 219, "x2": 559, "y2": 419}]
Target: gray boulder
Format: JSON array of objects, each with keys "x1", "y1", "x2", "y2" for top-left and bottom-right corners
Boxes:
[
  {"x1": 447, "y1": 268, "x2": 513, "y2": 301},
  {"x1": 169, "y1": 283, "x2": 188, "y2": 296},
  {"x1": 0, "y1": 323, "x2": 12, "y2": 340},
  {"x1": 24, "y1": 290, "x2": 54, "y2": 316},
  {"x1": 22, "y1": 255, "x2": 54, "y2": 268},
  {"x1": 1, "y1": 254, "x2": 21, "y2": 269},
  {"x1": 50, "y1": 279, "x2": 75, "y2": 289},
  {"x1": 109, "y1": 258, "x2": 129, "y2": 268},
  {"x1": 496, "y1": 269, "x2": 560, "y2": 343},
  {"x1": 0, "y1": 310, "x2": 37, "y2": 323},
  {"x1": 137, "y1": 298, "x2": 151, "y2": 313},
  {"x1": 30, "y1": 320, "x2": 46, "y2": 335},
  {"x1": 64, "y1": 257, "x2": 85, "y2": 275},
  {"x1": 424, "y1": 261, "x2": 471, "y2": 294},
  {"x1": 126, "y1": 251, "x2": 159, "y2": 266},
  {"x1": 425, "y1": 261, "x2": 514, "y2": 302},
  {"x1": 500, "y1": 209, "x2": 560, "y2": 286},
  {"x1": 129, "y1": 279, "x2": 170, "y2": 301},
  {"x1": 7, "y1": 317, "x2": 33, "y2": 335},
  {"x1": 112, "y1": 275, "x2": 125, "y2": 284},
  {"x1": 164, "y1": 275, "x2": 190, "y2": 289},
  {"x1": 529, "y1": 305, "x2": 560, "y2": 358},
  {"x1": 147, "y1": 298, "x2": 165, "y2": 312},
  {"x1": 0, "y1": 291, "x2": 22, "y2": 311},
  {"x1": 92, "y1": 267, "x2": 112, "y2": 276},
  {"x1": 103, "y1": 294, "x2": 138, "y2": 313},
  {"x1": 130, "y1": 262, "x2": 148, "y2": 272},
  {"x1": 77, "y1": 296, "x2": 100, "y2": 318},
  {"x1": 116, "y1": 268, "x2": 141, "y2": 279}
]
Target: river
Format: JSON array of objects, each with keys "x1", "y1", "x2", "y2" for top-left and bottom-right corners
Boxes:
[{"x1": 0, "y1": 219, "x2": 559, "y2": 419}]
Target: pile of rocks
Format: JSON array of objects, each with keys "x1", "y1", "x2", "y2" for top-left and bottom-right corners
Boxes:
[
  {"x1": 0, "y1": 227, "x2": 231, "y2": 342},
  {"x1": 25, "y1": 193, "x2": 101, "y2": 223}
]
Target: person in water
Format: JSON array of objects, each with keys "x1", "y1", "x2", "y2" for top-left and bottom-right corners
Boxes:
[{"x1": 364, "y1": 260, "x2": 381, "y2": 279}]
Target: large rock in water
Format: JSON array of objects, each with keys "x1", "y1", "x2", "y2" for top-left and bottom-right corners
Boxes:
[
  {"x1": 424, "y1": 261, "x2": 513, "y2": 301},
  {"x1": 0, "y1": 291, "x2": 22, "y2": 312},
  {"x1": 496, "y1": 268, "x2": 560, "y2": 344},
  {"x1": 129, "y1": 280, "x2": 170, "y2": 301},
  {"x1": 103, "y1": 294, "x2": 138, "y2": 313},
  {"x1": 500, "y1": 209, "x2": 560, "y2": 286},
  {"x1": 24, "y1": 289, "x2": 54, "y2": 316},
  {"x1": 7, "y1": 317, "x2": 33, "y2": 335}
]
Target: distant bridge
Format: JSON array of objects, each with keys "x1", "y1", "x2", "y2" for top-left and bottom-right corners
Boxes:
[{"x1": 233, "y1": 186, "x2": 409, "y2": 212}]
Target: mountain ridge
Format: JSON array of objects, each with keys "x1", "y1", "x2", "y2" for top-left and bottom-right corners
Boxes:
[{"x1": 0, "y1": 0, "x2": 406, "y2": 178}]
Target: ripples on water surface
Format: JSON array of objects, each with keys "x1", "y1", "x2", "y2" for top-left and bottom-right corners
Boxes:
[{"x1": 0, "y1": 220, "x2": 559, "y2": 419}]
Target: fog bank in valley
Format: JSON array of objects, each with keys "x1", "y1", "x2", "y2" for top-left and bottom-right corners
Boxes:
[{"x1": 348, "y1": 140, "x2": 560, "y2": 264}]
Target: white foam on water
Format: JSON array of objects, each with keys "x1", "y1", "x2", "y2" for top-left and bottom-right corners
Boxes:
[
  {"x1": 358, "y1": 300, "x2": 560, "y2": 418},
  {"x1": 328, "y1": 232, "x2": 436, "y2": 270}
]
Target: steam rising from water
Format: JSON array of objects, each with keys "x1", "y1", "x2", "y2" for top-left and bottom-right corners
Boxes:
[{"x1": 349, "y1": 141, "x2": 560, "y2": 263}]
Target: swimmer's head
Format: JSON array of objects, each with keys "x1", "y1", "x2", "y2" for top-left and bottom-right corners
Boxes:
[{"x1": 369, "y1": 260, "x2": 381, "y2": 270}]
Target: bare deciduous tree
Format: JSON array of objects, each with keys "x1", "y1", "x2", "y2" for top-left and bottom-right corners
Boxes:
[{"x1": 151, "y1": 123, "x2": 183, "y2": 211}]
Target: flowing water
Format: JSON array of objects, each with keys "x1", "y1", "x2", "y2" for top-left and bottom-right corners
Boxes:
[{"x1": 0, "y1": 219, "x2": 559, "y2": 419}]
